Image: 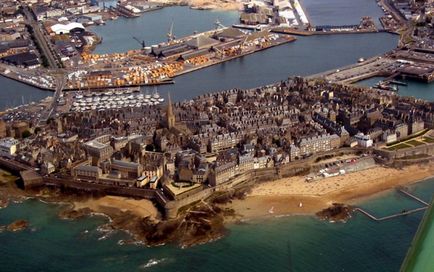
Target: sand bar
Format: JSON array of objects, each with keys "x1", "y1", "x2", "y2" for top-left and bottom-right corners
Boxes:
[{"x1": 73, "y1": 196, "x2": 159, "y2": 219}]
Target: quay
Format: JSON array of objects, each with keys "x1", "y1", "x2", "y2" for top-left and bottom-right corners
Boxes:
[
  {"x1": 309, "y1": 48, "x2": 434, "y2": 85},
  {"x1": 355, "y1": 188, "x2": 429, "y2": 222},
  {"x1": 0, "y1": 28, "x2": 297, "y2": 92},
  {"x1": 355, "y1": 207, "x2": 428, "y2": 221}
]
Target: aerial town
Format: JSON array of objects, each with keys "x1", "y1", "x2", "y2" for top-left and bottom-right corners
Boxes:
[
  {"x1": 0, "y1": 0, "x2": 434, "y2": 239},
  {"x1": 1, "y1": 74, "x2": 434, "y2": 217}
]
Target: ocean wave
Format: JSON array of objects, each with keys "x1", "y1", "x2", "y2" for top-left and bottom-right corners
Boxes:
[
  {"x1": 96, "y1": 224, "x2": 116, "y2": 240},
  {"x1": 140, "y1": 258, "x2": 167, "y2": 269},
  {"x1": 90, "y1": 212, "x2": 113, "y2": 222}
]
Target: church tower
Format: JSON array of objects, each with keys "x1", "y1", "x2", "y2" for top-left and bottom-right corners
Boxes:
[{"x1": 166, "y1": 93, "x2": 175, "y2": 129}]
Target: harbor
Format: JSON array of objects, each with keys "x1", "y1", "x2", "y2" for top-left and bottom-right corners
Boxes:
[
  {"x1": 67, "y1": 88, "x2": 165, "y2": 113},
  {"x1": 0, "y1": 0, "x2": 411, "y2": 93}
]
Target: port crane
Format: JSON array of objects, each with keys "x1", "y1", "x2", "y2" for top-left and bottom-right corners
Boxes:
[
  {"x1": 212, "y1": 46, "x2": 225, "y2": 60},
  {"x1": 237, "y1": 36, "x2": 249, "y2": 54},
  {"x1": 132, "y1": 37, "x2": 146, "y2": 49},
  {"x1": 167, "y1": 21, "x2": 176, "y2": 43}
]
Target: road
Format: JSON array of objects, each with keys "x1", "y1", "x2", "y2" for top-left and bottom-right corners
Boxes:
[
  {"x1": 21, "y1": 5, "x2": 59, "y2": 69},
  {"x1": 380, "y1": 0, "x2": 407, "y2": 24},
  {"x1": 36, "y1": 74, "x2": 66, "y2": 126}
]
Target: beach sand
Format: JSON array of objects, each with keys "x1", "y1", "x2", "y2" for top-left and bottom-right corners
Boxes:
[
  {"x1": 229, "y1": 164, "x2": 434, "y2": 219},
  {"x1": 73, "y1": 196, "x2": 159, "y2": 219}
]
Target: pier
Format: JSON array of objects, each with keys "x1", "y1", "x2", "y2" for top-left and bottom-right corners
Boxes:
[
  {"x1": 398, "y1": 188, "x2": 430, "y2": 206},
  {"x1": 355, "y1": 188, "x2": 429, "y2": 221}
]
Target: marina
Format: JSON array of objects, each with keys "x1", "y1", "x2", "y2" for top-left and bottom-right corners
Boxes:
[{"x1": 67, "y1": 88, "x2": 164, "y2": 113}]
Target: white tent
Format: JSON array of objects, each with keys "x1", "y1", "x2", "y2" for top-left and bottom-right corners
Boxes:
[{"x1": 51, "y1": 22, "x2": 85, "y2": 34}]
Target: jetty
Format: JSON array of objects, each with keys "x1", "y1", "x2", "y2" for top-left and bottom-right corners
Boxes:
[{"x1": 355, "y1": 188, "x2": 429, "y2": 222}]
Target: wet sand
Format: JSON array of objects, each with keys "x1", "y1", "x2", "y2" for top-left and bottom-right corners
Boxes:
[
  {"x1": 73, "y1": 196, "x2": 159, "y2": 219},
  {"x1": 229, "y1": 164, "x2": 434, "y2": 219}
]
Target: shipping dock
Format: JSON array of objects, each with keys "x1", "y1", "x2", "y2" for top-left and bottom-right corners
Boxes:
[
  {"x1": 0, "y1": 27, "x2": 296, "y2": 92},
  {"x1": 62, "y1": 27, "x2": 297, "y2": 91}
]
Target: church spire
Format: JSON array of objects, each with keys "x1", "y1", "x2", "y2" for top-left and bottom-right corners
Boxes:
[{"x1": 167, "y1": 93, "x2": 175, "y2": 129}]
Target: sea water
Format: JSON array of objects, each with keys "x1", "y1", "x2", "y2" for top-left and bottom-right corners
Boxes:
[{"x1": 1, "y1": 178, "x2": 434, "y2": 272}]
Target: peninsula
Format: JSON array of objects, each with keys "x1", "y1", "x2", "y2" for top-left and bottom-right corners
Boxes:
[{"x1": 0, "y1": 0, "x2": 434, "y2": 248}]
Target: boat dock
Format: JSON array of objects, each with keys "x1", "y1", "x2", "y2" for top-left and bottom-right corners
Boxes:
[{"x1": 355, "y1": 188, "x2": 429, "y2": 222}]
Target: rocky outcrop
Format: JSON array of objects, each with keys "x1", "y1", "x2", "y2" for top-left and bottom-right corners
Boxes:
[
  {"x1": 316, "y1": 203, "x2": 353, "y2": 222},
  {"x1": 5, "y1": 220, "x2": 29, "y2": 232},
  {"x1": 59, "y1": 207, "x2": 92, "y2": 220}
]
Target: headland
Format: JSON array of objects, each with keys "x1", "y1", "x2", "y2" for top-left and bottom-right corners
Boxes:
[{"x1": 0, "y1": 0, "x2": 434, "y2": 248}]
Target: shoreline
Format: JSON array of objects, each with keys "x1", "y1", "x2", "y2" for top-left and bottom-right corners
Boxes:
[
  {"x1": 1, "y1": 162, "x2": 434, "y2": 247},
  {"x1": 226, "y1": 164, "x2": 434, "y2": 220}
]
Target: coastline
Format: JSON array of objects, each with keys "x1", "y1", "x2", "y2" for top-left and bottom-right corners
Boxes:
[
  {"x1": 1, "y1": 162, "x2": 434, "y2": 247},
  {"x1": 226, "y1": 164, "x2": 434, "y2": 220}
]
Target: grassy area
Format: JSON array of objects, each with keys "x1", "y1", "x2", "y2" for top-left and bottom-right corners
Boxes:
[
  {"x1": 406, "y1": 140, "x2": 425, "y2": 147},
  {"x1": 386, "y1": 129, "x2": 429, "y2": 147},
  {"x1": 387, "y1": 143, "x2": 412, "y2": 151},
  {"x1": 421, "y1": 137, "x2": 434, "y2": 144}
]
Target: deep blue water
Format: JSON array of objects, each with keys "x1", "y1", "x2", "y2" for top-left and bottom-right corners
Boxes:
[{"x1": 1, "y1": 179, "x2": 433, "y2": 272}]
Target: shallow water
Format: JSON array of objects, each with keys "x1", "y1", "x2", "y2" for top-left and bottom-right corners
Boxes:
[{"x1": 1, "y1": 178, "x2": 433, "y2": 272}]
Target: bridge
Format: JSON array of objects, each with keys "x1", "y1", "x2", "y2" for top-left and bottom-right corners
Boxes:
[
  {"x1": 355, "y1": 187, "x2": 430, "y2": 222},
  {"x1": 36, "y1": 74, "x2": 66, "y2": 127},
  {"x1": 315, "y1": 24, "x2": 359, "y2": 31}
]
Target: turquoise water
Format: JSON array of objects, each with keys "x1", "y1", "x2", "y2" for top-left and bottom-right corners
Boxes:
[
  {"x1": 1, "y1": 178, "x2": 434, "y2": 272},
  {"x1": 357, "y1": 77, "x2": 434, "y2": 101}
]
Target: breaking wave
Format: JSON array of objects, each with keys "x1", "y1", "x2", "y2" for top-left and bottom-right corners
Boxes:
[{"x1": 140, "y1": 258, "x2": 167, "y2": 269}]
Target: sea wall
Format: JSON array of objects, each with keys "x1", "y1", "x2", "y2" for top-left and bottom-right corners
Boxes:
[
  {"x1": 163, "y1": 148, "x2": 366, "y2": 218},
  {"x1": 375, "y1": 143, "x2": 434, "y2": 160}
]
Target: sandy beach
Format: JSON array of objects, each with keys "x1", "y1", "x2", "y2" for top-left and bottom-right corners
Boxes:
[
  {"x1": 229, "y1": 164, "x2": 434, "y2": 219},
  {"x1": 73, "y1": 196, "x2": 159, "y2": 219}
]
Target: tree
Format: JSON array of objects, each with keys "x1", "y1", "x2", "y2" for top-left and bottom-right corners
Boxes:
[{"x1": 22, "y1": 130, "x2": 31, "y2": 138}]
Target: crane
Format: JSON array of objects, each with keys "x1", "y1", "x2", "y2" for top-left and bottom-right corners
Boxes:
[
  {"x1": 167, "y1": 21, "x2": 176, "y2": 43},
  {"x1": 132, "y1": 37, "x2": 146, "y2": 49},
  {"x1": 212, "y1": 46, "x2": 225, "y2": 60},
  {"x1": 237, "y1": 36, "x2": 249, "y2": 54}
]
